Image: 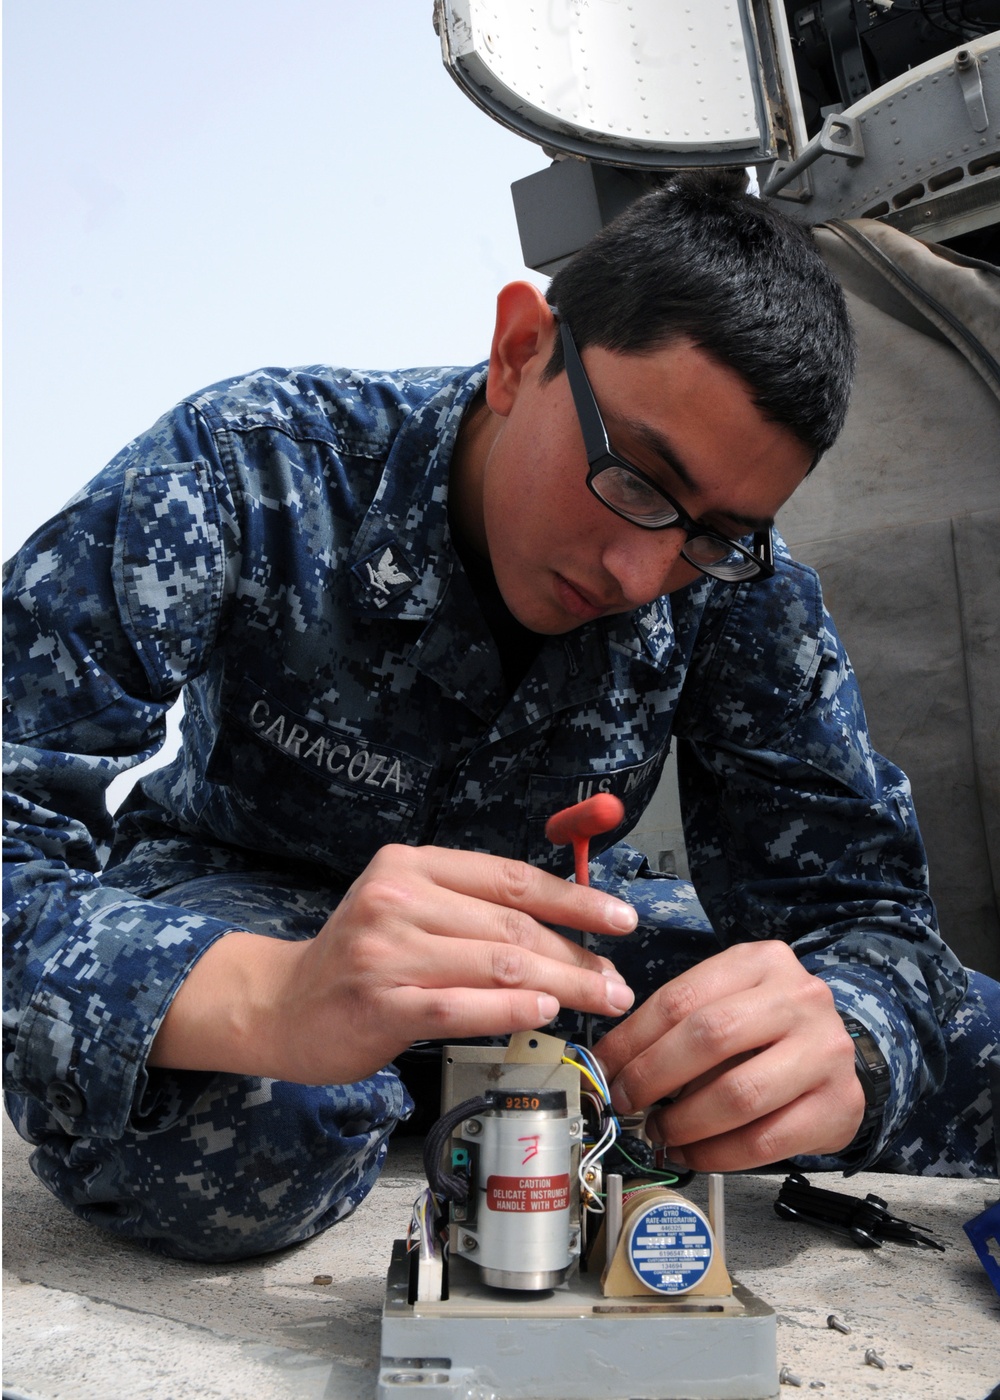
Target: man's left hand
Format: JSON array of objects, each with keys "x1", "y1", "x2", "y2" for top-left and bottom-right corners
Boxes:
[{"x1": 593, "y1": 941, "x2": 865, "y2": 1172}]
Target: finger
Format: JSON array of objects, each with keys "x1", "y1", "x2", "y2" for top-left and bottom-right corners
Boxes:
[
  {"x1": 648, "y1": 1044, "x2": 814, "y2": 1148},
  {"x1": 371, "y1": 929, "x2": 636, "y2": 1019},
  {"x1": 661, "y1": 1017, "x2": 858, "y2": 1147},
  {"x1": 594, "y1": 943, "x2": 821, "y2": 1104},
  {"x1": 646, "y1": 1075, "x2": 866, "y2": 1173},
  {"x1": 598, "y1": 984, "x2": 784, "y2": 1113},
  {"x1": 592, "y1": 949, "x2": 761, "y2": 1083},
  {"x1": 387, "y1": 985, "x2": 565, "y2": 1044},
  {"x1": 320, "y1": 986, "x2": 567, "y2": 1083},
  {"x1": 407, "y1": 845, "x2": 639, "y2": 937},
  {"x1": 348, "y1": 854, "x2": 635, "y2": 980}
]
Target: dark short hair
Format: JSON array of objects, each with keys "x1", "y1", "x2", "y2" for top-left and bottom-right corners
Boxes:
[{"x1": 543, "y1": 171, "x2": 855, "y2": 461}]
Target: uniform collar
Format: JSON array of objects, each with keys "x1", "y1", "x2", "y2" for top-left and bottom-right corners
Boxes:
[{"x1": 349, "y1": 363, "x2": 486, "y2": 619}]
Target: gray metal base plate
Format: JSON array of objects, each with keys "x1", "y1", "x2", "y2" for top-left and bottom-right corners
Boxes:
[{"x1": 378, "y1": 1241, "x2": 779, "y2": 1400}]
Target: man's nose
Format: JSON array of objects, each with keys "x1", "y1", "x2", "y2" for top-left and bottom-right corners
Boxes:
[{"x1": 602, "y1": 528, "x2": 691, "y2": 606}]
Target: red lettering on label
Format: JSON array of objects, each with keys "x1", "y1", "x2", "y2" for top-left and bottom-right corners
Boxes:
[
  {"x1": 519, "y1": 1134, "x2": 540, "y2": 1165},
  {"x1": 486, "y1": 1174, "x2": 570, "y2": 1213}
]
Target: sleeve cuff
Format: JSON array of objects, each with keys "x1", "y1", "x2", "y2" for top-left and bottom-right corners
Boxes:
[
  {"x1": 12, "y1": 895, "x2": 238, "y2": 1140},
  {"x1": 792, "y1": 964, "x2": 924, "y2": 1174}
]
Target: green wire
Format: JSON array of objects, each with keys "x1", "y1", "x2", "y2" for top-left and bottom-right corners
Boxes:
[{"x1": 610, "y1": 1139, "x2": 680, "y2": 1183}]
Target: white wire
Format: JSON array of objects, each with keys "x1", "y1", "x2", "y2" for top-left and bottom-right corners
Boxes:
[
  {"x1": 566, "y1": 1039, "x2": 622, "y2": 1213},
  {"x1": 407, "y1": 1185, "x2": 439, "y2": 1254},
  {"x1": 567, "y1": 1041, "x2": 612, "y2": 1103},
  {"x1": 578, "y1": 1109, "x2": 620, "y2": 1212}
]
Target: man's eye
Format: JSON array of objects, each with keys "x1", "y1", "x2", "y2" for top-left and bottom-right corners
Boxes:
[
  {"x1": 618, "y1": 474, "x2": 661, "y2": 507},
  {"x1": 601, "y1": 465, "x2": 665, "y2": 513}
]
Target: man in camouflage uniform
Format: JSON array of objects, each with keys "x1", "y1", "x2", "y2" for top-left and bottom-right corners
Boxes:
[{"x1": 4, "y1": 177, "x2": 996, "y2": 1262}]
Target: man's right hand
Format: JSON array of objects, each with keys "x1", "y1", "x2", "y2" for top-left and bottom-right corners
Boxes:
[{"x1": 149, "y1": 843, "x2": 637, "y2": 1085}]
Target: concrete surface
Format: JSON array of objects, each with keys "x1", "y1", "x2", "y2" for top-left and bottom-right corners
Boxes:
[{"x1": 3, "y1": 1112, "x2": 999, "y2": 1400}]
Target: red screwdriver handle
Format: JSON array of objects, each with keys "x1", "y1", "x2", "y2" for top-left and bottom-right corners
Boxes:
[{"x1": 545, "y1": 794, "x2": 624, "y2": 887}]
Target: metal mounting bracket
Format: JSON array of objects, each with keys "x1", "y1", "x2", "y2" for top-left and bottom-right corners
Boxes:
[
  {"x1": 763, "y1": 110, "x2": 865, "y2": 199},
  {"x1": 955, "y1": 48, "x2": 989, "y2": 133}
]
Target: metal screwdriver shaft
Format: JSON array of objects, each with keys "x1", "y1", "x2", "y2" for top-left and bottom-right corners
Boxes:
[{"x1": 545, "y1": 794, "x2": 626, "y2": 1048}]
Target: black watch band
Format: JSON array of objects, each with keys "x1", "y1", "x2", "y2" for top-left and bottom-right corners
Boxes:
[
  {"x1": 838, "y1": 1016, "x2": 891, "y2": 1172},
  {"x1": 841, "y1": 1014, "x2": 891, "y2": 1139}
]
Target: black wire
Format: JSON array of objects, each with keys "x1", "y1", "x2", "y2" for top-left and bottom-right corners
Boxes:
[
  {"x1": 945, "y1": 0, "x2": 993, "y2": 32},
  {"x1": 959, "y1": 1, "x2": 1000, "y2": 34},
  {"x1": 613, "y1": 1139, "x2": 681, "y2": 1182},
  {"x1": 912, "y1": 0, "x2": 952, "y2": 33},
  {"x1": 422, "y1": 1095, "x2": 491, "y2": 1202},
  {"x1": 914, "y1": 0, "x2": 978, "y2": 34}
]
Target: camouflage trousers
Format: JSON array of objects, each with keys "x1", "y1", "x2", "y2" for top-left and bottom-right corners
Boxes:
[{"x1": 6, "y1": 848, "x2": 998, "y2": 1262}]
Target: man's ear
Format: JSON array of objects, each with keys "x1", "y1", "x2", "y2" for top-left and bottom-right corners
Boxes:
[{"x1": 486, "y1": 281, "x2": 556, "y2": 418}]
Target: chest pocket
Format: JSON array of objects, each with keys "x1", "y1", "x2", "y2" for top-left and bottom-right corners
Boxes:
[
  {"x1": 206, "y1": 679, "x2": 434, "y2": 878},
  {"x1": 525, "y1": 748, "x2": 669, "y2": 874}
]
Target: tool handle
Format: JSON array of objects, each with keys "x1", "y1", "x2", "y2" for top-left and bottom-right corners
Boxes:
[
  {"x1": 545, "y1": 794, "x2": 624, "y2": 887},
  {"x1": 545, "y1": 793, "x2": 624, "y2": 847}
]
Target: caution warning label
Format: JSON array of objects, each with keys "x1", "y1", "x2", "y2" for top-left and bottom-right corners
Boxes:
[{"x1": 486, "y1": 1174, "x2": 571, "y2": 1213}]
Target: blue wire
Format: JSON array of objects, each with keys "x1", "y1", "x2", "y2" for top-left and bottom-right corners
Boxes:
[{"x1": 566, "y1": 1041, "x2": 611, "y2": 1104}]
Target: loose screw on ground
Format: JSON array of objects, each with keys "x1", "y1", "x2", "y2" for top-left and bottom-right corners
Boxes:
[
  {"x1": 779, "y1": 1366, "x2": 804, "y2": 1387},
  {"x1": 865, "y1": 1349, "x2": 887, "y2": 1370},
  {"x1": 826, "y1": 1314, "x2": 850, "y2": 1334}
]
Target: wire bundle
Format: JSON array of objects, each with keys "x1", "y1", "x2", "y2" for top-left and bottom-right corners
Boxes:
[
  {"x1": 422, "y1": 1094, "x2": 491, "y2": 1202},
  {"x1": 562, "y1": 1041, "x2": 620, "y2": 1212},
  {"x1": 907, "y1": 0, "x2": 999, "y2": 37},
  {"x1": 563, "y1": 1041, "x2": 690, "y2": 1210},
  {"x1": 406, "y1": 1184, "x2": 441, "y2": 1255}
]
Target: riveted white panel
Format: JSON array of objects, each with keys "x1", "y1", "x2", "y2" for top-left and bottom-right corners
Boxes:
[{"x1": 442, "y1": 0, "x2": 764, "y2": 156}]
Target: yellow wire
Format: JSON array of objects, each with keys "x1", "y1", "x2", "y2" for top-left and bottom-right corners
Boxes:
[{"x1": 562, "y1": 1055, "x2": 608, "y2": 1104}]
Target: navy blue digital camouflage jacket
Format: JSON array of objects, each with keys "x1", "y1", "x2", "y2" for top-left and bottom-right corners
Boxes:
[{"x1": 2, "y1": 362, "x2": 966, "y2": 1161}]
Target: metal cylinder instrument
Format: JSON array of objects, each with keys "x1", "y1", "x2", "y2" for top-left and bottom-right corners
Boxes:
[{"x1": 457, "y1": 1089, "x2": 577, "y2": 1290}]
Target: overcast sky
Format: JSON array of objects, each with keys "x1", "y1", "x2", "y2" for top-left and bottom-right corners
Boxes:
[{"x1": 3, "y1": 1, "x2": 548, "y2": 559}]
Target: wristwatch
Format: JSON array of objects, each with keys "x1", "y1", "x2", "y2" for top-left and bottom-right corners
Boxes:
[{"x1": 840, "y1": 1016, "x2": 891, "y2": 1167}]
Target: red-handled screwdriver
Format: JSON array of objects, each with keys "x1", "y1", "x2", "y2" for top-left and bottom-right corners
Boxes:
[{"x1": 546, "y1": 794, "x2": 625, "y2": 1047}]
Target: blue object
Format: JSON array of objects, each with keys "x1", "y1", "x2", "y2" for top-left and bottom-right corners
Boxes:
[
  {"x1": 963, "y1": 1200, "x2": 1000, "y2": 1297},
  {"x1": 626, "y1": 1197, "x2": 715, "y2": 1294}
]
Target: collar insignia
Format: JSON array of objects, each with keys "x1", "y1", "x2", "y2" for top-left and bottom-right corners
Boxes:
[{"x1": 353, "y1": 543, "x2": 418, "y2": 609}]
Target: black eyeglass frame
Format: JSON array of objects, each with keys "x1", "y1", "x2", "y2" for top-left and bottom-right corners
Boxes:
[{"x1": 558, "y1": 318, "x2": 775, "y2": 583}]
